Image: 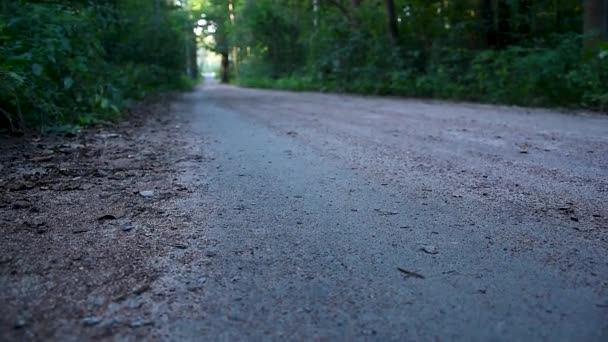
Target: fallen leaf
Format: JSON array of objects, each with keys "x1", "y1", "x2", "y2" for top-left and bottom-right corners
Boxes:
[
  {"x1": 374, "y1": 209, "x2": 398, "y2": 216},
  {"x1": 97, "y1": 214, "x2": 117, "y2": 221},
  {"x1": 72, "y1": 229, "x2": 90, "y2": 234},
  {"x1": 397, "y1": 267, "x2": 425, "y2": 279},
  {"x1": 81, "y1": 317, "x2": 102, "y2": 326},
  {"x1": 139, "y1": 190, "x2": 154, "y2": 197},
  {"x1": 96, "y1": 133, "x2": 120, "y2": 139},
  {"x1": 130, "y1": 320, "x2": 154, "y2": 328},
  {"x1": 421, "y1": 245, "x2": 439, "y2": 254}
]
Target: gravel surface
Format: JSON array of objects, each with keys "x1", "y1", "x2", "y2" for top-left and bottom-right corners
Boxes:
[{"x1": 1, "y1": 82, "x2": 607, "y2": 340}]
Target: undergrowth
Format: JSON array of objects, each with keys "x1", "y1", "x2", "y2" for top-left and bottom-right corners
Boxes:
[{"x1": 0, "y1": 1, "x2": 196, "y2": 132}]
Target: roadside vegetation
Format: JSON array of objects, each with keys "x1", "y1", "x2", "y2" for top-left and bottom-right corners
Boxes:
[
  {"x1": 0, "y1": 0, "x2": 198, "y2": 132},
  {"x1": 2, "y1": 0, "x2": 606, "y2": 134},
  {"x1": 201, "y1": 0, "x2": 608, "y2": 111}
]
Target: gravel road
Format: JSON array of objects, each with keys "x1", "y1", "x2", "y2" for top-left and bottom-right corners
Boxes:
[
  {"x1": 2, "y1": 83, "x2": 607, "y2": 341},
  {"x1": 162, "y1": 82, "x2": 607, "y2": 340}
]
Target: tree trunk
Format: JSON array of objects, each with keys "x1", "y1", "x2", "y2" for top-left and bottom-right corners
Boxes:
[
  {"x1": 220, "y1": 52, "x2": 230, "y2": 83},
  {"x1": 383, "y1": 0, "x2": 399, "y2": 45},
  {"x1": 183, "y1": 0, "x2": 191, "y2": 78},
  {"x1": 190, "y1": 32, "x2": 198, "y2": 79},
  {"x1": 350, "y1": 0, "x2": 362, "y2": 27},
  {"x1": 313, "y1": 0, "x2": 319, "y2": 27},
  {"x1": 584, "y1": 0, "x2": 608, "y2": 49},
  {"x1": 155, "y1": 0, "x2": 161, "y2": 27},
  {"x1": 478, "y1": 0, "x2": 496, "y2": 48}
]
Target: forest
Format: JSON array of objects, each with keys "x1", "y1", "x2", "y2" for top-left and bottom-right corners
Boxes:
[
  {"x1": 1, "y1": 1, "x2": 607, "y2": 131},
  {"x1": 202, "y1": 0, "x2": 607, "y2": 110}
]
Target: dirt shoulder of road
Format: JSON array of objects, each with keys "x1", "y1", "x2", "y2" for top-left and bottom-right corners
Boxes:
[{"x1": 0, "y1": 94, "x2": 206, "y2": 340}]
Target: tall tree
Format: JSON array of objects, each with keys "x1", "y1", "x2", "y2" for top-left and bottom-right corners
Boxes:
[
  {"x1": 383, "y1": 0, "x2": 399, "y2": 45},
  {"x1": 479, "y1": 0, "x2": 497, "y2": 48},
  {"x1": 203, "y1": 0, "x2": 232, "y2": 83}
]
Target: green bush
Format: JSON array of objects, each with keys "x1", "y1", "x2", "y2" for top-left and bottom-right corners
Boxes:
[
  {"x1": 239, "y1": 33, "x2": 607, "y2": 111},
  {"x1": 0, "y1": 0, "x2": 196, "y2": 131}
]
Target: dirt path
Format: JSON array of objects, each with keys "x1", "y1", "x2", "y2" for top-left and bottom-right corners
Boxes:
[
  {"x1": 1, "y1": 84, "x2": 607, "y2": 340},
  {"x1": 0, "y1": 97, "x2": 209, "y2": 340}
]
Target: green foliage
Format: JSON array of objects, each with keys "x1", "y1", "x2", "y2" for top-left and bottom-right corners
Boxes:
[
  {"x1": 393, "y1": 35, "x2": 608, "y2": 109},
  {"x1": 243, "y1": 36, "x2": 607, "y2": 111},
  {"x1": 236, "y1": 1, "x2": 304, "y2": 78},
  {"x1": 208, "y1": 0, "x2": 606, "y2": 111},
  {"x1": 0, "y1": 0, "x2": 197, "y2": 131}
]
